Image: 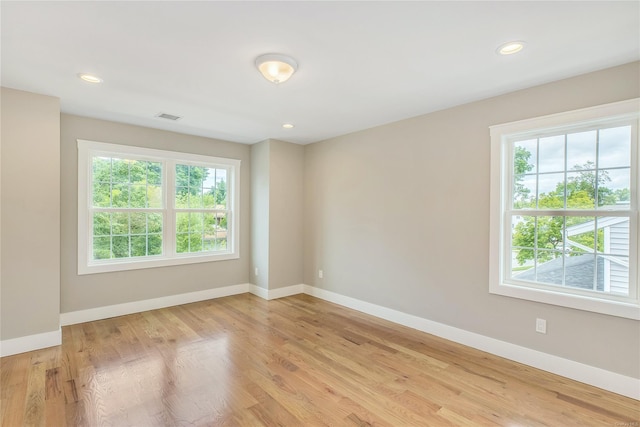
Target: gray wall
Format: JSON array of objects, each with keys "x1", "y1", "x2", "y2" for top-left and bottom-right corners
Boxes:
[
  {"x1": 60, "y1": 114, "x2": 251, "y2": 313},
  {"x1": 303, "y1": 62, "x2": 640, "y2": 378},
  {"x1": 250, "y1": 139, "x2": 304, "y2": 290},
  {"x1": 1, "y1": 88, "x2": 60, "y2": 340}
]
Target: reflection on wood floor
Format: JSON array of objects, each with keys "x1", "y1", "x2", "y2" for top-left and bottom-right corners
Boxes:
[{"x1": 1, "y1": 293, "x2": 638, "y2": 426}]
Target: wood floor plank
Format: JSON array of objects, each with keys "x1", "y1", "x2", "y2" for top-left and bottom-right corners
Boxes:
[{"x1": 2, "y1": 293, "x2": 638, "y2": 426}]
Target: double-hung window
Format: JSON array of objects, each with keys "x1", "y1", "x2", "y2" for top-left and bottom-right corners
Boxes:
[
  {"x1": 489, "y1": 99, "x2": 639, "y2": 319},
  {"x1": 78, "y1": 140, "x2": 240, "y2": 274}
]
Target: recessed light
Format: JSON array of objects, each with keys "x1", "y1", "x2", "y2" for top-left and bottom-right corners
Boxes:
[
  {"x1": 282, "y1": 123, "x2": 294, "y2": 129},
  {"x1": 497, "y1": 41, "x2": 525, "y2": 55},
  {"x1": 77, "y1": 73, "x2": 103, "y2": 83}
]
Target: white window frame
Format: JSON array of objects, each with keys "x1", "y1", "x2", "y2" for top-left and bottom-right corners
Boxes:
[
  {"x1": 78, "y1": 140, "x2": 240, "y2": 275},
  {"x1": 489, "y1": 99, "x2": 640, "y2": 320}
]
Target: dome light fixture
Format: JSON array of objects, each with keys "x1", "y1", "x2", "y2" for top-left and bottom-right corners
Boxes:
[
  {"x1": 255, "y1": 53, "x2": 298, "y2": 84},
  {"x1": 77, "y1": 73, "x2": 103, "y2": 83},
  {"x1": 497, "y1": 41, "x2": 525, "y2": 55},
  {"x1": 282, "y1": 123, "x2": 294, "y2": 129}
]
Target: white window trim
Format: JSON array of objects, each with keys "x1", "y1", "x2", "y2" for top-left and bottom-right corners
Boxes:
[
  {"x1": 489, "y1": 99, "x2": 640, "y2": 320},
  {"x1": 78, "y1": 139, "x2": 241, "y2": 275}
]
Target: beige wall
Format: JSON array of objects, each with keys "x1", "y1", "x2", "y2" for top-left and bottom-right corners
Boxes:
[
  {"x1": 303, "y1": 62, "x2": 640, "y2": 378},
  {"x1": 1, "y1": 88, "x2": 60, "y2": 340},
  {"x1": 60, "y1": 114, "x2": 251, "y2": 313},
  {"x1": 250, "y1": 139, "x2": 305, "y2": 290},
  {"x1": 250, "y1": 140, "x2": 270, "y2": 289},
  {"x1": 269, "y1": 140, "x2": 304, "y2": 289}
]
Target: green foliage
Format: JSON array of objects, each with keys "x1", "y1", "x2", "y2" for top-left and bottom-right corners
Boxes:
[
  {"x1": 91, "y1": 156, "x2": 163, "y2": 260},
  {"x1": 91, "y1": 157, "x2": 229, "y2": 259},
  {"x1": 512, "y1": 153, "x2": 622, "y2": 266}
]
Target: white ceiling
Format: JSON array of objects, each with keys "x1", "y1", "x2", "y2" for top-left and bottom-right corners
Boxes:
[{"x1": 2, "y1": 1, "x2": 639, "y2": 145}]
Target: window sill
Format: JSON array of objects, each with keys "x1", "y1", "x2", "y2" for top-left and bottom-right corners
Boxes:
[
  {"x1": 490, "y1": 281, "x2": 640, "y2": 320},
  {"x1": 78, "y1": 252, "x2": 239, "y2": 275}
]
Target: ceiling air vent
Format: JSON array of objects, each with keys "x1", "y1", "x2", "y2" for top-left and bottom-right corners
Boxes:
[{"x1": 156, "y1": 112, "x2": 182, "y2": 121}]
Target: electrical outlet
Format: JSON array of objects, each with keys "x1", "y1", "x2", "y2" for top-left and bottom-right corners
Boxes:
[
  {"x1": 318, "y1": 269, "x2": 323, "y2": 279},
  {"x1": 536, "y1": 318, "x2": 547, "y2": 334},
  {"x1": 255, "y1": 268, "x2": 258, "y2": 276}
]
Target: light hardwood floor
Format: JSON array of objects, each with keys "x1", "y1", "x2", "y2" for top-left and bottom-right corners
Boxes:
[{"x1": 1, "y1": 293, "x2": 638, "y2": 426}]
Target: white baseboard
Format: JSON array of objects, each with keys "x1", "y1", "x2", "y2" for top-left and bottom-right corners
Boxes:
[
  {"x1": 303, "y1": 285, "x2": 640, "y2": 400},
  {"x1": 0, "y1": 328, "x2": 62, "y2": 357},
  {"x1": 60, "y1": 283, "x2": 250, "y2": 326},
  {"x1": 250, "y1": 283, "x2": 305, "y2": 300}
]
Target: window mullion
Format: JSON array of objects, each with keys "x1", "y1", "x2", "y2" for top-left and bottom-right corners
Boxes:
[{"x1": 165, "y1": 160, "x2": 176, "y2": 259}]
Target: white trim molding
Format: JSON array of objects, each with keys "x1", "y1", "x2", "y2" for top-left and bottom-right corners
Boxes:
[
  {"x1": 0, "y1": 328, "x2": 62, "y2": 357},
  {"x1": 60, "y1": 283, "x2": 250, "y2": 325},
  {"x1": 489, "y1": 98, "x2": 640, "y2": 320},
  {"x1": 250, "y1": 283, "x2": 305, "y2": 300}
]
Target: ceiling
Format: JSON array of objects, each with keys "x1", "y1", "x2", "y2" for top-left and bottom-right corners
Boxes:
[{"x1": 2, "y1": 1, "x2": 639, "y2": 145}]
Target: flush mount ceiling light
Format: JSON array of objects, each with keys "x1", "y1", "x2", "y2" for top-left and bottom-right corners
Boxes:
[
  {"x1": 497, "y1": 41, "x2": 525, "y2": 55},
  {"x1": 77, "y1": 73, "x2": 103, "y2": 83},
  {"x1": 255, "y1": 53, "x2": 298, "y2": 84},
  {"x1": 282, "y1": 123, "x2": 294, "y2": 129}
]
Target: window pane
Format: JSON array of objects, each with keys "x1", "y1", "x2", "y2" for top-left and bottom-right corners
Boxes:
[
  {"x1": 513, "y1": 140, "x2": 537, "y2": 174},
  {"x1": 93, "y1": 182, "x2": 111, "y2": 207},
  {"x1": 111, "y1": 213, "x2": 129, "y2": 235},
  {"x1": 93, "y1": 212, "x2": 111, "y2": 236},
  {"x1": 92, "y1": 157, "x2": 111, "y2": 181},
  {"x1": 148, "y1": 213, "x2": 162, "y2": 234},
  {"x1": 129, "y1": 161, "x2": 146, "y2": 183},
  {"x1": 564, "y1": 254, "x2": 597, "y2": 291},
  {"x1": 112, "y1": 184, "x2": 129, "y2": 207},
  {"x1": 176, "y1": 164, "x2": 189, "y2": 188},
  {"x1": 566, "y1": 171, "x2": 595, "y2": 209},
  {"x1": 513, "y1": 174, "x2": 536, "y2": 209},
  {"x1": 93, "y1": 236, "x2": 111, "y2": 260},
  {"x1": 188, "y1": 191, "x2": 203, "y2": 209},
  {"x1": 176, "y1": 213, "x2": 189, "y2": 234},
  {"x1": 190, "y1": 213, "x2": 203, "y2": 233},
  {"x1": 131, "y1": 235, "x2": 147, "y2": 257},
  {"x1": 537, "y1": 174, "x2": 564, "y2": 208},
  {"x1": 148, "y1": 234, "x2": 162, "y2": 255},
  {"x1": 605, "y1": 256, "x2": 629, "y2": 295},
  {"x1": 175, "y1": 187, "x2": 189, "y2": 208},
  {"x1": 535, "y1": 250, "x2": 564, "y2": 286},
  {"x1": 130, "y1": 212, "x2": 147, "y2": 235},
  {"x1": 512, "y1": 215, "x2": 535, "y2": 254},
  {"x1": 599, "y1": 126, "x2": 631, "y2": 168},
  {"x1": 130, "y1": 185, "x2": 147, "y2": 208},
  {"x1": 203, "y1": 188, "x2": 216, "y2": 208},
  {"x1": 566, "y1": 216, "x2": 596, "y2": 254},
  {"x1": 511, "y1": 248, "x2": 534, "y2": 279},
  {"x1": 538, "y1": 135, "x2": 564, "y2": 173},
  {"x1": 567, "y1": 130, "x2": 596, "y2": 170},
  {"x1": 176, "y1": 233, "x2": 189, "y2": 253},
  {"x1": 535, "y1": 216, "x2": 564, "y2": 252},
  {"x1": 148, "y1": 186, "x2": 162, "y2": 208},
  {"x1": 598, "y1": 217, "x2": 629, "y2": 256},
  {"x1": 189, "y1": 234, "x2": 203, "y2": 252},
  {"x1": 148, "y1": 162, "x2": 162, "y2": 185},
  {"x1": 203, "y1": 213, "x2": 216, "y2": 235},
  {"x1": 111, "y1": 236, "x2": 130, "y2": 258},
  {"x1": 112, "y1": 159, "x2": 129, "y2": 182},
  {"x1": 598, "y1": 168, "x2": 630, "y2": 208}
]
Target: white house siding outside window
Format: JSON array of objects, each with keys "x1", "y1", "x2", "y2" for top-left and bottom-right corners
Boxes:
[
  {"x1": 489, "y1": 99, "x2": 639, "y2": 319},
  {"x1": 77, "y1": 140, "x2": 240, "y2": 275}
]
